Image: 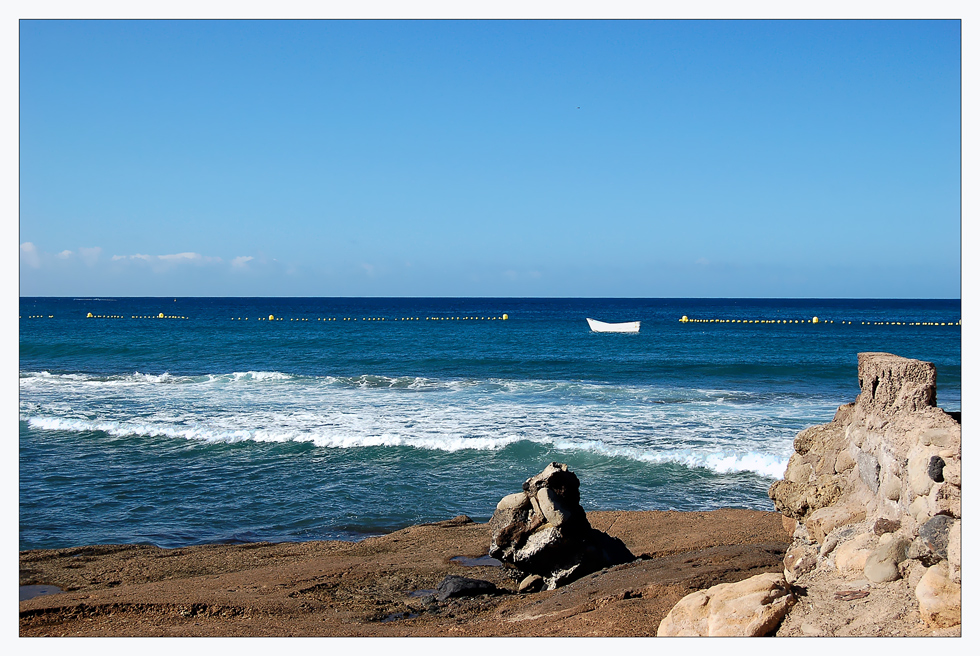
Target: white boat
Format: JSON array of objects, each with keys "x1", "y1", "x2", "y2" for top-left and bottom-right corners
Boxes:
[{"x1": 587, "y1": 318, "x2": 640, "y2": 333}]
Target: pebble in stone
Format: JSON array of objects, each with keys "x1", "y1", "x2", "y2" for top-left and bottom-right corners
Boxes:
[
  {"x1": 873, "y1": 518, "x2": 902, "y2": 536},
  {"x1": 927, "y1": 456, "x2": 945, "y2": 483}
]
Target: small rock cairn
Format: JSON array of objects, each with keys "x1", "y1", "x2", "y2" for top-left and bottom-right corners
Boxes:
[{"x1": 488, "y1": 462, "x2": 635, "y2": 591}]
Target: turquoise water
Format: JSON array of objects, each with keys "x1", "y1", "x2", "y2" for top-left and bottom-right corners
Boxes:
[{"x1": 20, "y1": 297, "x2": 961, "y2": 550}]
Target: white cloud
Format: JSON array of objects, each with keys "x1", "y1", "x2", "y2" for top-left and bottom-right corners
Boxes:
[
  {"x1": 20, "y1": 242, "x2": 40, "y2": 268},
  {"x1": 56, "y1": 250, "x2": 73, "y2": 259},
  {"x1": 231, "y1": 256, "x2": 254, "y2": 268},
  {"x1": 109, "y1": 252, "x2": 223, "y2": 267},
  {"x1": 158, "y1": 252, "x2": 199, "y2": 261}
]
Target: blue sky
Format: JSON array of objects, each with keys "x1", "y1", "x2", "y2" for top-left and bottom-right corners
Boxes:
[{"x1": 18, "y1": 19, "x2": 961, "y2": 298}]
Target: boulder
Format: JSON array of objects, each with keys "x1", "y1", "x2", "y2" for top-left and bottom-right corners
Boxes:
[
  {"x1": 435, "y1": 575, "x2": 499, "y2": 602},
  {"x1": 863, "y1": 534, "x2": 909, "y2": 583},
  {"x1": 656, "y1": 572, "x2": 794, "y2": 636},
  {"x1": 488, "y1": 463, "x2": 634, "y2": 590},
  {"x1": 915, "y1": 563, "x2": 961, "y2": 629}
]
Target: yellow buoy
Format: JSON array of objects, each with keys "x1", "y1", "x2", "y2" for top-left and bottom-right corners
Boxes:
[
  {"x1": 87, "y1": 312, "x2": 93, "y2": 318},
  {"x1": 812, "y1": 317, "x2": 819, "y2": 323},
  {"x1": 158, "y1": 312, "x2": 164, "y2": 318},
  {"x1": 502, "y1": 314, "x2": 509, "y2": 320},
  {"x1": 680, "y1": 315, "x2": 688, "y2": 323},
  {"x1": 269, "y1": 315, "x2": 275, "y2": 321}
]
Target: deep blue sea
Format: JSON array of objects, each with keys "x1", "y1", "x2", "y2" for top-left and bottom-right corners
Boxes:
[{"x1": 19, "y1": 297, "x2": 961, "y2": 551}]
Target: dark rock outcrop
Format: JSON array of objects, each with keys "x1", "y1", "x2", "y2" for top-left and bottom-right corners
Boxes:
[{"x1": 488, "y1": 462, "x2": 635, "y2": 590}]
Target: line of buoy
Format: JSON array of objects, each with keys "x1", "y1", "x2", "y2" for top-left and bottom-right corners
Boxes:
[
  {"x1": 679, "y1": 316, "x2": 960, "y2": 326},
  {"x1": 85, "y1": 313, "x2": 187, "y2": 319},
  {"x1": 680, "y1": 316, "x2": 822, "y2": 324},
  {"x1": 73, "y1": 313, "x2": 510, "y2": 322}
]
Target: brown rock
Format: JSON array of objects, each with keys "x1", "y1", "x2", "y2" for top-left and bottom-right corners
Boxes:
[
  {"x1": 834, "y1": 449, "x2": 856, "y2": 473},
  {"x1": 783, "y1": 544, "x2": 816, "y2": 584},
  {"x1": 855, "y1": 352, "x2": 937, "y2": 415},
  {"x1": 927, "y1": 482, "x2": 961, "y2": 518},
  {"x1": 873, "y1": 518, "x2": 901, "y2": 536}
]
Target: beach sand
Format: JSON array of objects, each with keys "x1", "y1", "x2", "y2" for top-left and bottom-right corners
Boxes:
[{"x1": 20, "y1": 509, "x2": 791, "y2": 637}]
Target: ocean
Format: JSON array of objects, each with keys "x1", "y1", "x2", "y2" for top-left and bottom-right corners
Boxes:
[{"x1": 19, "y1": 297, "x2": 961, "y2": 551}]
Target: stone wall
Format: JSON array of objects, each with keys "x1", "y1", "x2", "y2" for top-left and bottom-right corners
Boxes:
[{"x1": 769, "y1": 352, "x2": 961, "y2": 630}]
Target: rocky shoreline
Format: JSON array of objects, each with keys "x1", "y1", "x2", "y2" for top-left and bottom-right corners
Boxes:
[
  {"x1": 20, "y1": 352, "x2": 961, "y2": 637},
  {"x1": 21, "y1": 509, "x2": 790, "y2": 637}
]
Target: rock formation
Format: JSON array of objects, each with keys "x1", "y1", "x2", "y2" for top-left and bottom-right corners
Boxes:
[
  {"x1": 768, "y1": 352, "x2": 961, "y2": 633},
  {"x1": 488, "y1": 462, "x2": 635, "y2": 590},
  {"x1": 657, "y1": 352, "x2": 960, "y2": 636}
]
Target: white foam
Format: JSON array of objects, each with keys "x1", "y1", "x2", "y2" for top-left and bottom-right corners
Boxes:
[{"x1": 20, "y1": 369, "x2": 832, "y2": 479}]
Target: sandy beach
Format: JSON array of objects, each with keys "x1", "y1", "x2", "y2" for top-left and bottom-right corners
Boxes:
[{"x1": 20, "y1": 509, "x2": 791, "y2": 637}]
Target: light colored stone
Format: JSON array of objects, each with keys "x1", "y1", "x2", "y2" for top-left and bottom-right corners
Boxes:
[
  {"x1": 517, "y1": 574, "x2": 543, "y2": 593},
  {"x1": 514, "y1": 524, "x2": 561, "y2": 562},
  {"x1": 656, "y1": 573, "x2": 794, "y2": 637},
  {"x1": 536, "y1": 487, "x2": 571, "y2": 526},
  {"x1": 805, "y1": 505, "x2": 866, "y2": 545},
  {"x1": 909, "y1": 495, "x2": 931, "y2": 525},
  {"x1": 908, "y1": 446, "x2": 937, "y2": 497},
  {"x1": 917, "y1": 427, "x2": 955, "y2": 448},
  {"x1": 847, "y1": 425, "x2": 867, "y2": 448},
  {"x1": 835, "y1": 533, "x2": 875, "y2": 575},
  {"x1": 495, "y1": 492, "x2": 530, "y2": 512},
  {"x1": 947, "y1": 520, "x2": 960, "y2": 584},
  {"x1": 864, "y1": 536, "x2": 909, "y2": 582},
  {"x1": 879, "y1": 474, "x2": 902, "y2": 502},
  {"x1": 855, "y1": 450, "x2": 880, "y2": 494},
  {"x1": 915, "y1": 562, "x2": 961, "y2": 628},
  {"x1": 902, "y1": 558, "x2": 927, "y2": 592}
]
